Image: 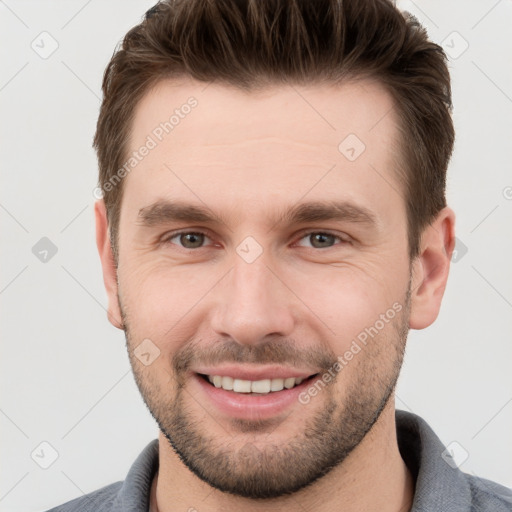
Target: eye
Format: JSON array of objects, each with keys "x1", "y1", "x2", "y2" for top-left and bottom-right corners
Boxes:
[
  {"x1": 296, "y1": 232, "x2": 347, "y2": 249},
  {"x1": 164, "y1": 231, "x2": 212, "y2": 249}
]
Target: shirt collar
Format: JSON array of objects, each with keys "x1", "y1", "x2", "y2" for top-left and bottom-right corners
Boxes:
[{"x1": 395, "y1": 409, "x2": 472, "y2": 510}]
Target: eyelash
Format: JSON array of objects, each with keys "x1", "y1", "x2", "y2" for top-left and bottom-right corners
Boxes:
[{"x1": 160, "y1": 229, "x2": 350, "y2": 250}]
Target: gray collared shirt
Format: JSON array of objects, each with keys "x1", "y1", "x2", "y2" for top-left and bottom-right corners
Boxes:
[{"x1": 45, "y1": 410, "x2": 512, "y2": 511}]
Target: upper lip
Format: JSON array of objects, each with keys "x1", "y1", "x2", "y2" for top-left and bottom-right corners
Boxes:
[{"x1": 194, "y1": 365, "x2": 319, "y2": 381}]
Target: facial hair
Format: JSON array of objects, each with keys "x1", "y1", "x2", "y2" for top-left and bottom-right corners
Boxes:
[{"x1": 122, "y1": 290, "x2": 410, "y2": 499}]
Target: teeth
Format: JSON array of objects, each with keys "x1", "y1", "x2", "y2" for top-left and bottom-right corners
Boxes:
[
  {"x1": 233, "y1": 379, "x2": 252, "y2": 393},
  {"x1": 284, "y1": 377, "x2": 296, "y2": 389},
  {"x1": 270, "y1": 378, "x2": 285, "y2": 391},
  {"x1": 207, "y1": 375, "x2": 306, "y2": 393},
  {"x1": 251, "y1": 379, "x2": 271, "y2": 394},
  {"x1": 221, "y1": 376, "x2": 234, "y2": 390}
]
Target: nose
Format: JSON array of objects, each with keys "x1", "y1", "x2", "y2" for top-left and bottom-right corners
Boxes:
[{"x1": 209, "y1": 254, "x2": 296, "y2": 346}]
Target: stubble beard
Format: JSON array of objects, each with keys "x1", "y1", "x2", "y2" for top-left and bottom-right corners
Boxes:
[{"x1": 122, "y1": 291, "x2": 410, "y2": 499}]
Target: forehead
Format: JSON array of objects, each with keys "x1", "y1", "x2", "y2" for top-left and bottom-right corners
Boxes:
[
  {"x1": 130, "y1": 77, "x2": 398, "y2": 150},
  {"x1": 121, "y1": 77, "x2": 404, "y2": 223}
]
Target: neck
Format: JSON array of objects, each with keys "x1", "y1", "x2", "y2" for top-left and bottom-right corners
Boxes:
[{"x1": 152, "y1": 401, "x2": 414, "y2": 512}]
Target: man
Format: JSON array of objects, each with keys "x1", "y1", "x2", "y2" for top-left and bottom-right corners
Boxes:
[{"x1": 47, "y1": 0, "x2": 512, "y2": 510}]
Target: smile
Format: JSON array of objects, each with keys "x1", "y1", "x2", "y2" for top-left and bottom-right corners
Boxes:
[{"x1": 204, "y1": 375, "x2": 308, "y2": 394}]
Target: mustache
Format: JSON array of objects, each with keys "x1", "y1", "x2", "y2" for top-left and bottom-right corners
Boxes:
[{"x1": 173, "y1": 337, "x2": 338, "y2": 375}]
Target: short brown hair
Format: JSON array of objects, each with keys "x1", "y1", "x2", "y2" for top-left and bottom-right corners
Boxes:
[{"x1": 94, "y1": 0, "x2": 454, "y2": 260}]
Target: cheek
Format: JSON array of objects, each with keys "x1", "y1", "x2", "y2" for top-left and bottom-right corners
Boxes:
[
  {"x1": 285, "y1": 260, "x2": 408, "y2": 350},
  {"x1": 119, "y1": 259, "x2": 220, "y2": 341}
]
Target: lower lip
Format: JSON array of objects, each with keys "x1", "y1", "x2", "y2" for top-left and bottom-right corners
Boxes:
[{"x1": 192, "y1": 374, "x2": 315, "y2": 421}]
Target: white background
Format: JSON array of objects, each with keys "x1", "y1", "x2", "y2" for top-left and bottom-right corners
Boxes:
[{"x1": 1, "y1": 1, "x2": 511, "y2": 511}]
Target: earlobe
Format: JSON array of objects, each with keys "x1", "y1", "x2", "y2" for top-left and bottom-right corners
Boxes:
[
  {"x1": 409, "y1": 207, "x2": 456, "y2": 330},
  {"x1": 94, "y1": 200, "x2": 124, "y2": 330}
]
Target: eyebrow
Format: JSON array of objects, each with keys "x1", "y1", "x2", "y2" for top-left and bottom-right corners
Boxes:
[
  {"x1": 279, "y1": 201, "x2": 377, "y2": 226},
  {"x1": 137, "y1": 200, "x2": 378, "y2": 229}
]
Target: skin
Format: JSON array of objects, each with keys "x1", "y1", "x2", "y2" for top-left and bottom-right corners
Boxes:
[{"x1": 96, "y1": 78, "x2": 455, "y2": 512}]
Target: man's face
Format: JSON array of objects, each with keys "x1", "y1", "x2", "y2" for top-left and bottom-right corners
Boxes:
[{"x1": 115, "y1": 78, "x2": 412, "y2": 498}]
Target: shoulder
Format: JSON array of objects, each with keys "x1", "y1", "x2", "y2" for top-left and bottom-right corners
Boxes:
[
  {"x1": 466, "y1": 473, "x2": 512, "y2": 511},
  {"x1": 395, "y1": 410, "x2": 512, "y2": 511},
  {"x1": 42, "y1": 439, "x2": 159, "y2": 512},
  {"x1": 42, "y1": 481, "x2": 122, "y2": 512}
]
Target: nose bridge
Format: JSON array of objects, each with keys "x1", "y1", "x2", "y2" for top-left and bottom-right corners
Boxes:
[
  {"x1": 232, "y1": 254, "x2": 274, "y2": 303},
  {"x1": 210, "y1": 249, "x2": 295, "y2": 344}
]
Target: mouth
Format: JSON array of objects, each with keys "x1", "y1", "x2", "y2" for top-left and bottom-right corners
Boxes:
[
  {"x1": 191, "y1": 365, "x2": 322, "y2": 420},
  {"x1": 198, "y1": 373, "x2": 318, "y2": 395}
]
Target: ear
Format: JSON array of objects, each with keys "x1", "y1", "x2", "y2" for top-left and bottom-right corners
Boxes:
[
  {"x1": 409, "y1": 207, "x2": 456, "y2": 330},
  {"x1": 95, "y1": 199, "x2": 123, "y2": 330}
]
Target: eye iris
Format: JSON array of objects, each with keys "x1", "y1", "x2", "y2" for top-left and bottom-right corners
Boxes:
[
  {"x1": 180, "y1": 233, "x2": 204, "y2": 248},
  {"x1": 310, "y1": 233, "x2": 335, "y2": 248}
]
